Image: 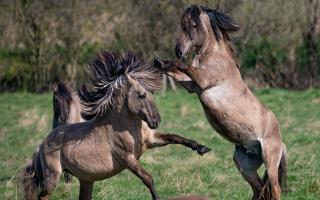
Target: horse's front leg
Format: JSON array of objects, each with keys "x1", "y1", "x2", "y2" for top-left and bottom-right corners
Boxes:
[
  {"x1": 126, "y1": 155, "x2": 159, "y2": 200},
  {"x1": 147, "y1": 132, "x2": 211, "y2": 156},
  {"x1": 79, "y1": 180, "x2": 94, "y2": 200},
  {"x1": 154, "y1": 59, "x2": 215, "y2": 90},
  {"x1": 167, "y1": 69, "x2": 200, "y2": 93}
]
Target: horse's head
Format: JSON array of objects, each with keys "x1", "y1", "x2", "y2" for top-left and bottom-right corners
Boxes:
[
  {"x1": 175, "y1": 5, "x2": 240, "y2": 59},
  {"x1": 78, "y1": 51, "x2": 162, "y2": 129},
  {"x1": 126, "y1": 75, "x2": 161, "y2": 129},
  {"x1": 52, "y1": 82, "x2": 73, "y2": 128}
]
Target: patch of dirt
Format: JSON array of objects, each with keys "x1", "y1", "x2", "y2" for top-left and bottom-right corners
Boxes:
[
  {"x1": 180, "y1": 105, "x2": 190, "y2": 117},
  {"x1": 19, "y1": 108, "x2": 39, "y2": 127},
  {"x1": 311, "y1": 98, "x2": 320, "y2": 104},
  {"x1": 215, "y1": 174, "x2": 227, "y2": 182},
  {"x1": 309, "y1": 121, "x2": 320, "y2": 130},
  {"x1": 142, "y1": 155, "x2": 159, "y2": 164},
  {"x1": 37, "y1": 115, "x2": 48, "y2": 132},
  {"x1": 194, "y1": 120, "x2": 207, "y2": 130},
  {"x1": 283, "y1": 118, "x2": 293, "y2": 128}
]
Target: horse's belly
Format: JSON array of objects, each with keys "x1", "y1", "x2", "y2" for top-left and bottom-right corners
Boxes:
[
  {"x1": 199, "y1": 85, "x2": 261, "y2": 144},
  {"x1": 62, "y1": 143, "x2": 124, "y2": 181}
]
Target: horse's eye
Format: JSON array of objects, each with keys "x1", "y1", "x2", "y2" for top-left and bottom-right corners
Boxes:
[{"x1": 138, "y1": 92, "x2": 146, "y2": 99}]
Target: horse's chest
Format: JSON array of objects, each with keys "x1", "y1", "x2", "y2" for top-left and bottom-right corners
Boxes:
[{"x1": 199, "y1": 86, "x2": 256, "y2": 144}]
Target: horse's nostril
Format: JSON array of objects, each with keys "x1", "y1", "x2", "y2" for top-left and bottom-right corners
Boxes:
[
  {"x1": 175, "y1": 44, "x2": 182, "y2": 58},
  {"x1": 151, "y1": 120, "x2": 160, "y2": 129}
]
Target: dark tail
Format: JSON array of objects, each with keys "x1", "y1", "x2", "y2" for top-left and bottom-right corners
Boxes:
[
  {"x1": 278, "y1": 143, "x2": 288, "y2": 193},
  {"x1": 18, "y1": 148, "x2": 42, "y2": 200}
]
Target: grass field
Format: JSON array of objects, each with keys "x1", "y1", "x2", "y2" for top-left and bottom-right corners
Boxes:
[{"x1": 0, "y1": 89, "x2": 319, "y2": 199}]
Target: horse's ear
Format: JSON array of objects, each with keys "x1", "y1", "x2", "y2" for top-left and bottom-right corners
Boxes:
[
  {"x1": 53, "y1": 83, "x2": 58, "y2": 92},
  {"x1": 193, "y1": 4, "x2": 202, "y2": 16},
  {"x1": 126, "y1": 75, "x2": 139, "y2": 88}
]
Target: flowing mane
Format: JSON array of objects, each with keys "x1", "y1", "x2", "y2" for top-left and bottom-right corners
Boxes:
[
  {"x1": 78, "y1": 51, "x2": 162, "y2": 120},
  {"x1": 183, "y1": 5, "x2": 240, "y2": 41}
]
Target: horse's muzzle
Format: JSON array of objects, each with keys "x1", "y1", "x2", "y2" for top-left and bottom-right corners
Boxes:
[
  {"x1": 148, "y1": 121, "x2": 160, "y2": 129},
  {"x1": 142, "y1": 114, "x2": 161, "y2": 129},
  {"x1": 145, "y1": 117, "x2": 160, "y2": 129},
  {"x1": 175, "y1": 43, "x2": 183, "y2": 59}
]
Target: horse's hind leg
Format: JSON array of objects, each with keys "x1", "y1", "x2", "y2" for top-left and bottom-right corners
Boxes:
[
  {"x1": 38, "y1": 169, "x2": 61, "y2": 200},
  {"x1": 147, "y1": 131, "x2": 211, "y2": 155},
  {"x1": 125, "y1": 155, "x2": 159, "y2": 200},
  {"x1": 79, "y1": 180, "x2": 94, "y2": 200},
  {"x1": 261, "y1": 138, "x2": 282, "y2": 200},
  {"x1": 37, "y1": 150, "x2": 62, "y2": 200},
  {"x1": 233, "y1": 145, "x2": 263, "y2": 200}
]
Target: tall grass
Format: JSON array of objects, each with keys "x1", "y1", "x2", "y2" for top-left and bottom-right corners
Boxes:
[{"x1": 0, "y1": 89, "x2": 319, "y2": 199}]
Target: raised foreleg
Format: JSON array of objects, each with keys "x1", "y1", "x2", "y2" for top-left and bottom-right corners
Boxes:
[
  {"x1": 154, "y1": 59, "x2": 216, "y2": 90},
  {"x1": 167, "y1": 69, "x2": 200, "y2": 93},
  {"x1": 147, "y1": 131, "x2": 211, "y2": 156}
]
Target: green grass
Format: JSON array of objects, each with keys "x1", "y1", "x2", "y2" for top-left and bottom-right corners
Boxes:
[{"x1": 0, "y1": 89, "x2": 319, "y2": 199}]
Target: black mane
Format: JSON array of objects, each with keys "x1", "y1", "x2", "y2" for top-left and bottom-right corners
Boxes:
[
  {"x1": 78, "y1": 51, "x2": 162, "y2": 120},
  {"x1": 185, "y1": 5, "x2": 240, "y2": 41}
]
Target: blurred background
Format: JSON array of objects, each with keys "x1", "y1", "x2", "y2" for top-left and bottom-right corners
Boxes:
[
  {"x1": 0, "y1": 0, "x2": 319, "y2": 92},
  {"x1": 1, "y1": 1, "x2": 320, "y2": 199}
]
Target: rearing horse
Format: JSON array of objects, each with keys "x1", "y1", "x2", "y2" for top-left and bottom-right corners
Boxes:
[{"x1": 155, "y1": 5, "x2": 287, "y2": 200}]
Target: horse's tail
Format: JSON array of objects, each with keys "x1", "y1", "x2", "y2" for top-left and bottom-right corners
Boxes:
[
  {"x1": 278, "y1": 143, "x2": 288, "y2": 193},
  {"x1": 52, "y1": 81, "x2": 73, "y2": 129},
  {"x1": 18, "y1": 148, "x2": 43, "y2": 200}
]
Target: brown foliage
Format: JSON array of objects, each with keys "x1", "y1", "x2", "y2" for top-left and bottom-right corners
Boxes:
[{"x1": 0, "y1": 0, "x2": 319, "y2": 91}]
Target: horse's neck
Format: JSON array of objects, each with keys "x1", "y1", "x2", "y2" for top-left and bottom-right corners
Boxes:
[
  {"x1": 96, "y1": 105, "x2": 141, "y2": 130},
  {"x1": 52, "y1": 113, "x2": 60, "y2": 129},
  {"x1": 196, "y1": 38, "x2": 242, "y2": 82},
  {"x1": 201, "y1": 37, "x2": 231, "y2": 59}
]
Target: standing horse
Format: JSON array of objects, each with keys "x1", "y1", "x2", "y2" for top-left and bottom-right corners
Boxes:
[
  {"x1": 20, "y1": 51, "x2": 211, "y2": 200},
  {"x1": 52, "y1": 81, "x2": 211, "y2": 200},
  {"x1": 155, "y1": 5, "x2": 287, "y2": 200},
  {"x1": 52, "y1": 82, "x2": 85, "y2": 183},
  {"x1": 52, "y1": 82, "x2": 85, "y2": 129}
]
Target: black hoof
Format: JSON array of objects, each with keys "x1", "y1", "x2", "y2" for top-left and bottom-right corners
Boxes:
[
  {"x1": 196, "y1": 145, "x2": 211, "y2": 156},
  {"x1": 153, "y1": 58, "x2": 175, "y2": 71},
  {"x1": 154, "y1": 58, "x2": 165, "y2": 69}
]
